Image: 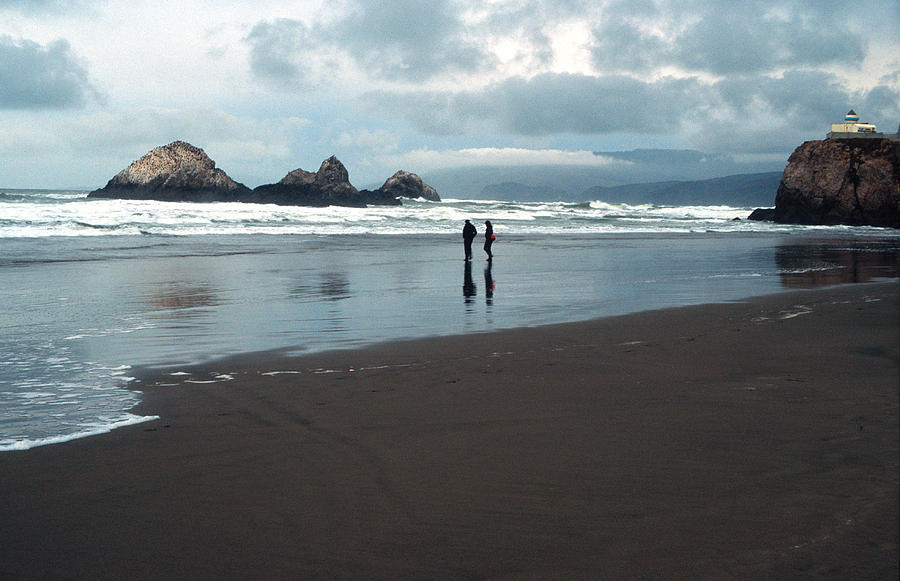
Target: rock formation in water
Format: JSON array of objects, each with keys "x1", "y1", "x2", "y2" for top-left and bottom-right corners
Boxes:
[
  {"x1": 88, "y1": 141, "x2": 251, "y2": 202},
  {"x1": 377, "y1": 170, "x2": 441, "y2": 202},
  {"x1": 765, "y1": 138, "x2": 899, "y2": 228},
  {"x1": 90, "y1": 141, "x2": 441, "y2": 208},
  {"x1": 253, "y1": 156, "x2": 375, "y2": 207}
]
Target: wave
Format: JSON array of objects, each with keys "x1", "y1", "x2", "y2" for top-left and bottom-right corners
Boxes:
[
  {"x1": 73, "y1": 220, "x2": 127, "y2": 231},
  {"x1": 1, "y1": 191, "x2": 897, "y2": 238},
  {"x1": 0, "y1": 413, "x2": 159, "y2": 451}
]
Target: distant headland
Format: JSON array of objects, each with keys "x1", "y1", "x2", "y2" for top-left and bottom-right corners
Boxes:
[
  {"x1": 88, "y1": 141, "x2": 441, "y2": 207},
  {"x1": 750, "y1": 111, "x2": 899, "y2": 228}
]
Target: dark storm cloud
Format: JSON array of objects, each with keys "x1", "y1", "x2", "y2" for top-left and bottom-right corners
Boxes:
[
  {"x1": 240, "y1": 0, "x2": 897, "y2": 152},
  {"x1": 332, "y1": 0, "x2": 492, "y2": 81},
  {"x1": 366, "y1": 67, "x2": 899, "y2": 146},
  {"x1": 693, "y1": 71, "x2": 900, "y2": 153},
  {"x1": 246, "y1": 19, "x2": 313, "y2": 87},
  {"x1": 713, "y1": 70, "x2": 900, "y2": 129},
  {"x1": 591, "y1": 0, "x2": 867, "y2": 75},
  {"x1": 0, "y1": 36, "x2": 97, "y2": 109},
  {"x1": 246, "y1": 0, "x2": 491, "y2": 86},
  {"x1": 862, "y1": 86, "x2": 900, "y2": 128},
  {"x1": 365, "y1": 73, "x2": 710, "y2": 136},
  {"x1": 488, "y1": 74, "x2": 705, "y2": 135}
]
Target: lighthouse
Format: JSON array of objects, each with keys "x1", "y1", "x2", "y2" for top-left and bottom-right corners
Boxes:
[{"x1": 827, "y1": 109, "x2": 880, "y2": 138}]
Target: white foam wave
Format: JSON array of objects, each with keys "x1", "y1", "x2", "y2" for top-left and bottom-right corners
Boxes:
[
  {"x1": 3, "y1": 192, "x2": 898, "y2": 239},
  {"x1": 0, "y1": 414, "x2": 159, "y2": 451}
]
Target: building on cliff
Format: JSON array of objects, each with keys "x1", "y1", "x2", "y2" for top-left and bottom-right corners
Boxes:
[{"x1": 827, "y1": 109, "x2": 881, "y2": 139}]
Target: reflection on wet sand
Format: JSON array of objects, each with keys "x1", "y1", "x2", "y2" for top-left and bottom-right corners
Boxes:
[
  {"x1": 777, "y1": 241, "x2": 900, "y2": 288},
  {"x1": 484, "y1": 262, "x2": 494, "y2": 305},
  {"x1": 463, "y1": 262, "x2": 476, "y2": 305},
  {"x1": 319, "y1": 273, "x2": 351, "y2": 301},
  {"x1": 139, "y1": 282, "x2": 219, "y2": 318},
  {"x1": 291, "y1": 273, "x2": 352, "y2": 302}
]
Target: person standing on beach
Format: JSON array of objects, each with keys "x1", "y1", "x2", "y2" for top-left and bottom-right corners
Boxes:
[
  {"x1": 462, "y1": 219, "x2": 477, "y2": 261},
  {"x1": 483, "y1": 220, "x2": 494, "y2": 261}
]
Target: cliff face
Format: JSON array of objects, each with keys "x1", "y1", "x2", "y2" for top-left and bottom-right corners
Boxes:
[
  {"x1": 774, "y1": 138, "x2": 899, "y2": 228},
  {"x1": 89, "y1": 141, "x2": 250, "y2": 201}
]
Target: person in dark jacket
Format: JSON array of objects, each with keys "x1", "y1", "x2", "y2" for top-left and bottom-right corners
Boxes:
[
  {"x1": 462, "y1": 219, "x2": 477, "y2": 260},
  {"x1": 483, "y1": 220, "x2": 494, "y2": 261}
]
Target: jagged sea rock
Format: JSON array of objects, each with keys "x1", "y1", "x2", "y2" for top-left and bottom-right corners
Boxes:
[
  {"x1": 378, "y1": 170, "x2": 441, "y2": 201},
  {"x1": 252, "y1": 156, "x2": 370, "y2": 207},
  {"x1": 315, "y1": 156, "x2": 358, "y2": 197},
  {"x1": 773, "y1": 138, "x2": 899, "y2": 228},
  {"x1": 357, "y1": 188, "x2": 403, "y2": 206},
  {"x1": 88, "y1": 141, "x2": 250, "y2": 202},
  {"x1": 90, "y1": 141, "x2": 439, "y2": 208},
  {"x1": 747, "y1": 208, "x2": 776, "y2": 221},
  {"x1": 278, "y1": 167, "x2": 316, "y2": 187}
]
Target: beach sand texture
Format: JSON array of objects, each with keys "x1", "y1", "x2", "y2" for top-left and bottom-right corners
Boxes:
[{"x1": 1, "y1": 283, "x2": 897, "y2": 579}]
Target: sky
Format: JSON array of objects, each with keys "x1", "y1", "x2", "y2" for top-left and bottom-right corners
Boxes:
[{"x1": 1, "y1": 0, "x2": 898, "y2": 189}]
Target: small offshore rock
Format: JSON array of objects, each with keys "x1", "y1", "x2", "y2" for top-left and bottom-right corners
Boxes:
[
  {"x1": 378, "y1": 170, "x2": 441, "y2": 202},
  {"x1": 747, "y1": 208, "x2": 776, "y2": 221}
]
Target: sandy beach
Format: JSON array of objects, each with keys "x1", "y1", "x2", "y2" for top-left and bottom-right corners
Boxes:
[{"x1": 1, "y1": 282, "x2": 897, "y2": 579}]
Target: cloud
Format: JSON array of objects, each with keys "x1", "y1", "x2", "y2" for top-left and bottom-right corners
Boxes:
[
  {"x1": 0, "y1": 0, "x2": 85, "y2": 12},
  {"x1": 0, "y1": 107, "x2": 313, "y2": 186},
  {"x1": 0, "y1": 36, "x2": 99, "y2": 109},
  {"x1": 246, "y1": 0, "x2": 494, "y2": 87},
  {"x1": 335, "y1": 128, "x2": 401, "y2": 151},
  {"x1": 590, "y1": 1, "x2": 869, "y2": 76},
  {"x1": 51, "y1": 107, "x2": 306, "y2": 153},
  {"x1": 245, "y1": 18, "x2": 314, "y2": 88},
  {"x1": 333, "y1": 0, "x2": 492, "y2": 80},
  {"x1": 365, "y1": 72, "x2": 709, "y2": 136},
  {"x1": 381, "y1": 147, "x2": 630, "y2": 171},
  {"x1": 689, "y1": 71, "x2": 900, "y2": 153},
  {"x1": 861, "y1": 85, "x2": 900, "y2": 127}
]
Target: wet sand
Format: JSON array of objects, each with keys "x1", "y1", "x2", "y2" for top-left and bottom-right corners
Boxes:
[{"x1": 1, "y1": 282, "x2": 897, "y2": 579}]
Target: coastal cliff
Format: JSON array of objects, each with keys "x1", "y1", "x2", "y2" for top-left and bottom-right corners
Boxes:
[
  {"x1": 771, "y1": 138, "x2": 899, "y2": 228},
  {"x1": 89, "y1": 141, "x2": 251, "y2": 202},
  {"x1": 89, "y1": 142, "x2": 440, "y2": 207}
]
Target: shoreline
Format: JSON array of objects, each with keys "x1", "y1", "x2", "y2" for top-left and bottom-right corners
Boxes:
[
  {"x1": 129, "y1": 280, "x2": 900, "y2": 404},
  {"x1": 3, "y1": 229, "x2": 899, "y2": 453},
  {"x1": 2, "y1": 282, "x2": 897, "y2": 579}
]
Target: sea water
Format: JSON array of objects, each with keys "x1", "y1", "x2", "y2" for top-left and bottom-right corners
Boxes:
[{"x1": 2, "y1": 189, "x2": 899, "y2": 450}]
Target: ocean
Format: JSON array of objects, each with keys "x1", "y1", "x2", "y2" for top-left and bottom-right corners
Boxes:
[{"x1": 2, "y1": 188, "x2": 899, "y2": 451}]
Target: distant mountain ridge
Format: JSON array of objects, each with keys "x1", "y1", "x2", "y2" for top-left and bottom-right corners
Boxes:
[
  {"x1": 581, "y1": 172, "x2": 783, "y2": 206},
  {"x1": 426, "y1": 148, "x2": 787, "y2": 199},
  {"x1": 480, "y1": 172, "x2": 783, "y2": 206}
]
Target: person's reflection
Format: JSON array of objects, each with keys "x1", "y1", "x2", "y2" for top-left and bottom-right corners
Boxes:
[
  {"x1": 463, "y1": 261, "x2": 476, "y2": 304},
  {"x1": 484, "y1": 262, "x2": 494, "y2": 305}
]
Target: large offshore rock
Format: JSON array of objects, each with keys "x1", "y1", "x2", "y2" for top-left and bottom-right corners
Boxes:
[
  {"x1": 90, "y1": 142, "x2": 440, "y2": 208},
  {"x1": 253, "y1": 156, "x2": 368, "y2": 207},
  {"x1": 88, "y1": 141, "x2": 250, "y2": 202}
]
